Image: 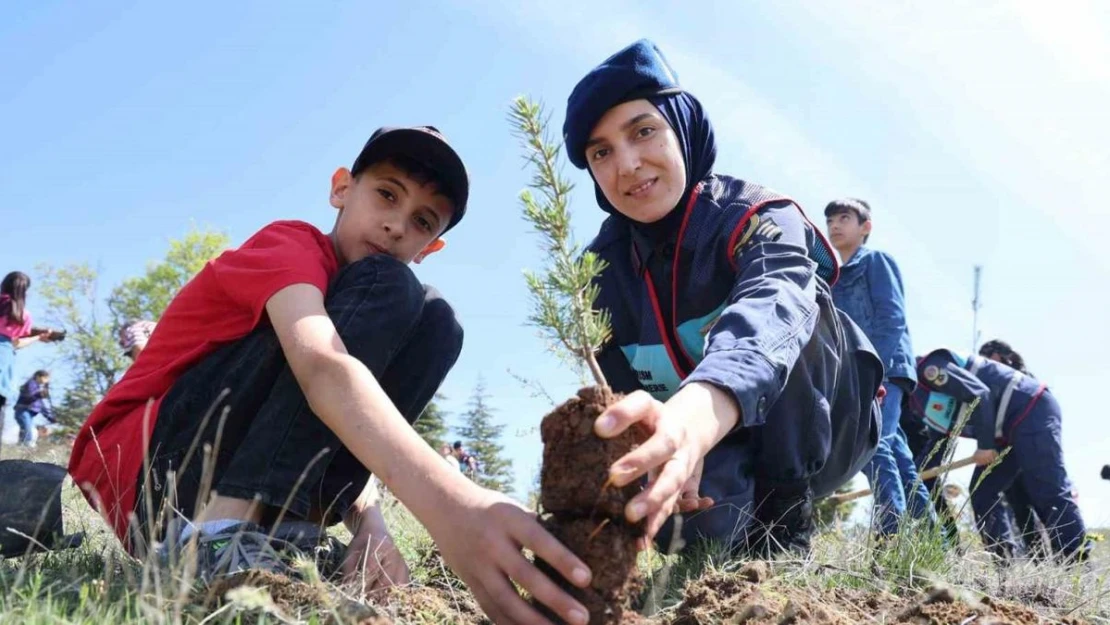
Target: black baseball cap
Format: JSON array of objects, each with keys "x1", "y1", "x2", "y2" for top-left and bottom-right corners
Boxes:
[{"x1": 351, "y1": 126, "x2": 470, "y2": 232}]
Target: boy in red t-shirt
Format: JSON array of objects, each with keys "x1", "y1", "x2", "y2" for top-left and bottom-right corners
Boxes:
[{"x1": 69, "y1": 127, "x2": 594, "y2": 625}]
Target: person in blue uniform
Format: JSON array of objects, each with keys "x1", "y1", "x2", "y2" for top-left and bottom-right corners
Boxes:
[
  {"x1": 826, "y1": 197, "x2": 933, "y2": 537},
  {"x1": 561, "y1": 39, "x2": 885, "y2": 557},
  {"x1": 976, "y1": 339, "x2": 1048, "y2": 559},
  {"x1": 915, "y1": 347, "x2": 1091, "y2": 562},
  {"x1": 901, "y1": 376, "x2": 962, "y2": 546}
]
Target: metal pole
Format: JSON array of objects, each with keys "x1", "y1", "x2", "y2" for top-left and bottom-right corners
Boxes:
[{"x1": 971, "y1": 265, "x2": 982, "y2": 353}]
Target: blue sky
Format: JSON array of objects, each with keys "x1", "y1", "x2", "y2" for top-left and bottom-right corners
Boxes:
[{"x1": 4, "y1": 1, "x2": 1109, "y2": 526}]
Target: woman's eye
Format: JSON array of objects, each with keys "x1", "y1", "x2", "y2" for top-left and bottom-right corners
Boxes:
[
  {"x1": 591, "y1": 147, "x2": 610, "y2": 161},
  {"x1": 636, "y1": 126, "x2": 655, "y2": 139}
]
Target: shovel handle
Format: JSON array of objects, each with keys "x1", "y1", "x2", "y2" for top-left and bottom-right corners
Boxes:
[{"x1": 824, "y1": 455, "x2": 979, "y2": 505}]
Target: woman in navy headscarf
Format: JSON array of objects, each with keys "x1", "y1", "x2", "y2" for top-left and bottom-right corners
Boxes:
[{"x1": 563, "y1": 40, "x2": 884, "y2": 556}]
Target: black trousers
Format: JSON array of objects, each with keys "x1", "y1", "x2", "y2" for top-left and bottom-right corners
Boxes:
[{"x1": 132, "y1": 256, "x2": 462, "y2": 550}]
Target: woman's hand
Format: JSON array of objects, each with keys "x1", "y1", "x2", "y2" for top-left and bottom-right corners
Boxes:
[{"x1": 594, "y1": 384, "x2": 735, "y2": 543}]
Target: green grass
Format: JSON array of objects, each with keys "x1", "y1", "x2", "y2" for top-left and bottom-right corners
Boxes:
[{"x1": 2, "y1": 441, "x2": 1108, "y2": 624}]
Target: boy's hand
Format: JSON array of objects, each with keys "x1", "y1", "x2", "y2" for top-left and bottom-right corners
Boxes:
[
  {"x1": 341, "y1": 508, "x2": 410, "y2": 597},
  {"x1": 432, "y1": 487, "x2": 592, "y2": 625},
  {"x1": 595, "y1": 387, "x2": 731, "y2": 543}
]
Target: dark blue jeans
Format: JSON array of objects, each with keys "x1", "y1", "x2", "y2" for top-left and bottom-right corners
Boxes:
[
  {"x1": 863, "y1": 383, "x2": 934, "y2": 535},
  {"x1": 969, "y1": 391, "x2": 1089, "y2": 561},
  {"x1": 133, "y1": 256, "x2": 462, "y2": 547}
]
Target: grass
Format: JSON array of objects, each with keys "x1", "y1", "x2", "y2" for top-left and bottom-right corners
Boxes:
[{"x1": 2, "y1": 440, "x2": 1108, "y2": 624}]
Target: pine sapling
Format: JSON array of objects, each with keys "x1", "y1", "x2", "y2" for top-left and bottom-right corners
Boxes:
[
  {"x1": 509, "y1": 96, "x2": 611, "y2": 389},
  {"x1": 509, "y1": 95, "x2": 644, "y2": 625}
]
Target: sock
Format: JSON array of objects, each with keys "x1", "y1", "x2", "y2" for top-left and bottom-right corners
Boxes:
[{"x1": 180, "y1": 518, "x2": 247, "y2": 542}]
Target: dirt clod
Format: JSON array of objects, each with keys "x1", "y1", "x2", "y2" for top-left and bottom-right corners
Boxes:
[
  {"x1": 541, "y1": 386, "x2": 641, "y2": 518},
  {"x1": 536, "y1": 385, "x2": 644, "y2": 625},
  {"x1": 737, "y1": 561, "x2": 770, "y2": 584},
  {"x1": 537, "y1": 515, "x2": 643, "y2": 617},
  {"x1": 202, "y1": 569, "x2": 331, "y2": 615},
  {"x1": 923, "y1": 584, "x2": 958, "y2": 604}
]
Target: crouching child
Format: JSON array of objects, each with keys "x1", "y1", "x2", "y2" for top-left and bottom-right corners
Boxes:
[{"x1": 69, "y1": 127, "x2": 600, "y2": 625}]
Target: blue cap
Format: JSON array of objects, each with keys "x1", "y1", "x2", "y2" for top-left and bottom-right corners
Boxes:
[{"x1": 563, "y1": 39, "x2": 683, "y2": 170}]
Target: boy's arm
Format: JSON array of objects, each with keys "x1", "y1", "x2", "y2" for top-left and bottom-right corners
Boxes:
[
  {"x1": 266, "y1": 283, "x2": 591, "y2": 625},
  {"x1": 918, "y1": 351, "x2": 996, "y2": 450},
  {"x1": 865, "y1": 251, "x2": 908, "y2": 372}
]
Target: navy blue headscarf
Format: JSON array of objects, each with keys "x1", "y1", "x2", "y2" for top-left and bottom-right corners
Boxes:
[{"x1": 563, "y1": 39, "x2": 717, "y2": 221}]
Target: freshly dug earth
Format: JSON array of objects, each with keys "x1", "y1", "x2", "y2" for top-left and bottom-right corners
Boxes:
[
  {"x1": 202, "y1": 569, "x2": 484, "y2": 624},
  {"x1": 672, "y1": 569, "x2": 1089, "y2": 625},
  {"x1": 537, "y1": 385, "x2": 646, "y2": 625},
  {"x1": 195, "y1": 565, "x2": 1092, "y2": 625},
  {"x1": 201, "y1": 569, "x2": 332, "y2": 619}
]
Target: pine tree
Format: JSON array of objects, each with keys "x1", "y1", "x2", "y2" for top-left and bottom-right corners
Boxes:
[
  {"x1": 412, "y1": 392, "x2": 450, "y2": 451},
  {"x1": 457, "y1": 379, "x2": 514, "y2": 494}
]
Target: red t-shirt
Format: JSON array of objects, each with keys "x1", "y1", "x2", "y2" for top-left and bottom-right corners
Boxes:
[{"x1": 68, "y1": 221, "x2": 339, "y2": 544}]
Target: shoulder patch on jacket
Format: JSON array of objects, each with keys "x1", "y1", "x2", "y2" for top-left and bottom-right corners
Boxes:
[{"x1": 731, "y1": 213, "x2": 783, "y2": 258}]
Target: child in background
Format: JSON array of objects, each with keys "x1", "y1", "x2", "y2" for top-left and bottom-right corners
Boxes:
[
  {"x1": 119, "y1": 319, "x2": 157, "y2": 361},
  {"x1": 826, "y1": 199, "x2": 933, "y2": 536},
  {"x1": 13, "y1": 370, "x2": 55, "y2": 447},
  {"x1": 1, "y1": 271, "x2": 59, "y2": 435},
  {"x1": 915, "y1": 347, "x2": 1091, "y2": 562}
]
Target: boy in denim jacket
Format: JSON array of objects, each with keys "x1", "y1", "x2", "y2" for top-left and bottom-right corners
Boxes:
[{"x1": 826, "y1": 198, "x2": 932, "y2": 535}]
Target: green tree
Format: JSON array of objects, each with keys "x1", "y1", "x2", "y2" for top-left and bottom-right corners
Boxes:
[
  {"x1": 50, "y1": 368, "x2": 103, "y2": 429},
  {"x1": 509, "y1": 96, "x2": 611, "y2": 387},
  {"x1": 413, "y1": 392, "x2": 450, "y2": 450},
  {"x1": 108, "y1": 227, "x2": 230, "y2": 323},
  {"x1": 35, "y1": 227, "x2": 229, "y2": 426},
  {"x1": 35, "y1": 263, "x2": 130, "y2": 420},
  {"x1": 457, "y1": 379, "x2": 514, "y2": 494}
]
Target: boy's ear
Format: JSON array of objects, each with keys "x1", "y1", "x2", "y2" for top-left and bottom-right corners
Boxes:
[
  {"x1": 861, "y1": 219, "x2": 872, "y2": 237},
  {"x1": 413, "y1": 238, "x2": 446, "y2": 264},
  {"x1": 330, "y1": 167, "x2": 353, "y2": 209}
]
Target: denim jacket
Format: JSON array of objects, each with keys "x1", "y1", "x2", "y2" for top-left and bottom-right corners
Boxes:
[{"x1": 831, "y1": 246, "x2": 916, "y2": 384}]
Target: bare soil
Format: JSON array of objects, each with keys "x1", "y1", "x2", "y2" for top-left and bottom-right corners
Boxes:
[
  {"x1": 671, "y1": 567, "x2": 1088, "y2": 625},
  {"x1": 197, "y1": 562, "x2": 1090, "y2": 624}
]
